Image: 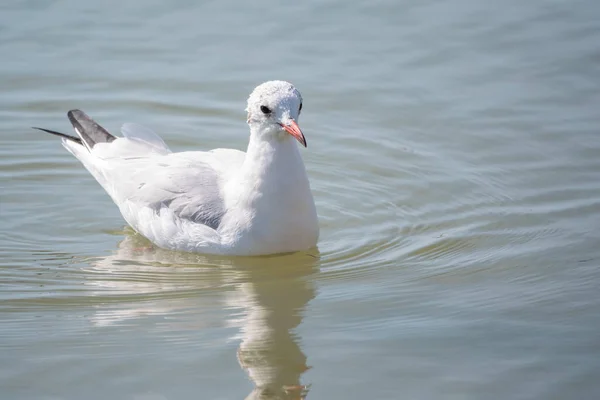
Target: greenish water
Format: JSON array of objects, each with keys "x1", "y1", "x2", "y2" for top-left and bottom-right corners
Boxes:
[{"x1": 1, "y1": 1, "x2": 600, "y2": 399}]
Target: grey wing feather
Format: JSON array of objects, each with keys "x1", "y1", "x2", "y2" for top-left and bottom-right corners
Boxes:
[
  {"x1": 118, "y1": 158, "x2": 226, "y2": 230},
  {"x1": 67, "y1": 109, "x2": 116, "y2": 150}
]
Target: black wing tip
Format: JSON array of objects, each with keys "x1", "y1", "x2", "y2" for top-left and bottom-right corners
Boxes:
[
  {"x1": 66, "y1": 109, "x2": 116, "y2": 146},
  {"x1": 67, "y1": 108, "x2": 84, "y2": 116},
  {"x1": 33, "y1": 126, "x2": 83, "y2": 145},
  {"x1": 67, "y1": 109, "x2": 85, "y2": 128}
]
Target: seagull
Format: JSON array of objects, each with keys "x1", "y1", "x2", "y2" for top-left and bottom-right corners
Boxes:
[{"x1": 35, "y1": 81, "x2": 319, "y2": 256}]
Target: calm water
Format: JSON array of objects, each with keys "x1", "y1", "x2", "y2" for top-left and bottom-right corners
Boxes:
[{"x1": 2, "y1": 1, "x2": 600, "y2": 399}]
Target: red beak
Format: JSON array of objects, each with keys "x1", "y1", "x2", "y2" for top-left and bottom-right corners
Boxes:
[{"x1": 279, "y1": 119, "x2": 307, "y2": 147}]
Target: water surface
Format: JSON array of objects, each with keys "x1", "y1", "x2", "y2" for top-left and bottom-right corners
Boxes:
[{"x1": 2, "y1": 1, "x2": 600, "y2": 399}]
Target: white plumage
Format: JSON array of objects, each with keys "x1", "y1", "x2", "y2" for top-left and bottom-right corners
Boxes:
[{"x1": 44, "y1": 81, "x2": 319, "y2": 255}]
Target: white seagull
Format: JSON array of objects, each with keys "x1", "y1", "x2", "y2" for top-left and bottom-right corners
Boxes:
[{"x1": 35, "y1": 81, "x2": 319, "y2": 256}]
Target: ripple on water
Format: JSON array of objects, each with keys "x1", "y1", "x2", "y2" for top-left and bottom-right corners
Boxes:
[{"x1": 312, "y1": 121, "x2": 600, "y2": 294}]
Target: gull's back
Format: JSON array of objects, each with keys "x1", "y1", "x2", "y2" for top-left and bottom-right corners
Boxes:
[{"x1": 54, "y1": 110, "x2": 245, "y2": 249}]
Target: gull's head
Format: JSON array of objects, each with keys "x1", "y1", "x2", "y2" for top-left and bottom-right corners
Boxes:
[{"x1": 246, "y1": 80, "x2": 306, "y2": 147}]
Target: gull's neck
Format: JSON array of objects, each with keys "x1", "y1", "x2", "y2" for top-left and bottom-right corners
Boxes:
[
  {"x1": 220, "y1": 127, "x2": 318, "y2": 254},
  {"x1": 242, "y1": 128, "x2": 305, "y2": 184}
]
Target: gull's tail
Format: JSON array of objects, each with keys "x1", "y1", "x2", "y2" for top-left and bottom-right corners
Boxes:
[
  {"x1": 35, "y1": 109, "x2": 119, "y2": 199},
  {"x1": 34, "y1": 109, "x2": 116, "y2": 152}
]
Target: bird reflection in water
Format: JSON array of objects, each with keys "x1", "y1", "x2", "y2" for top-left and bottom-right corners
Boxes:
[
  {"x1": 87, "y1": 230, "x2": 318, "y2": 399},
  {"x1": 231, "y1": 254, "x2": 317, "y2": 400}
]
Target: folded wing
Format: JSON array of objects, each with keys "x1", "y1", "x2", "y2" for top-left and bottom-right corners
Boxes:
[{"x1": 38, "y1": 110, "x2": 245, "y2": 234}]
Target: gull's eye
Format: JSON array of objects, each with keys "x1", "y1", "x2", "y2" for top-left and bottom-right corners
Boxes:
[
  {"x1": 299, "y1": 103, "x2": 303, "y2": 112},
  {"x1": 260, "y1": 105, "x2": 271, "y2": 114}
]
